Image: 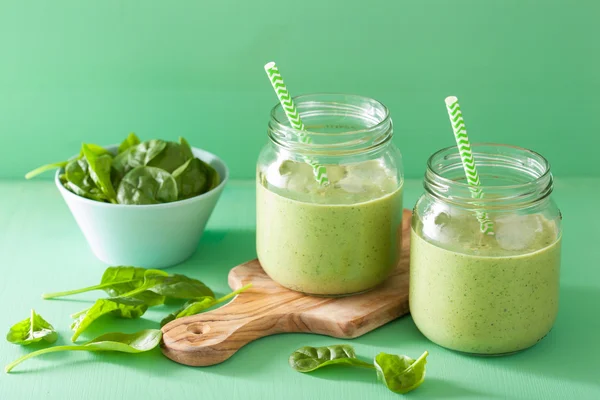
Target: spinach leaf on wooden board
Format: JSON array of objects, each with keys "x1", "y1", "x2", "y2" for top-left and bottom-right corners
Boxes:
[
  {"x1": 118, "y1": 132, "x2": 141, "y2": 154},
  {"x1": 6, "y1": 310, "x2": 58, "y2": 345},
  {"x1": 289, "y1": 345, "x2": 375, "y2": 372},
  {"x1": 43, "y1": 266, "x2": 167, "y2": 306},
  {"x1": 70, "y1": 298, "x2": 148, "y2": 341},
  {"x1": 374, "y1": 351, "x2": 429, "y2": 394},
  {"x1": 5, "y1": 329, "x2": 162, "y2": 373},
  {"x1": 82, "y1": 144, "x2": 117, "y2": 203},
  {"x1": 147, "y1": 141, "x2": 193, "y2": 173},
  {"x1": 116, "y1": 166, "x2": 178, "y2": 205},
  {"x1": 160, "y1": 283, "x2": 252, "y2": 327}
]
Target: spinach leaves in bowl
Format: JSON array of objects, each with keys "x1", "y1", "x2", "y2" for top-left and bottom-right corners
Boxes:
[{"x1": 26, "y1": 133, "x2": 220, "y2": 205}]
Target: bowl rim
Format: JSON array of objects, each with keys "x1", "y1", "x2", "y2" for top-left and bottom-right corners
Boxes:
[{"x1": 55, "y1": 144, "x2": 229, "y2": 209}]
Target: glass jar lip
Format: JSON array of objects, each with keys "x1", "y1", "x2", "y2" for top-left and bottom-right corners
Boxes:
[
  {"x1": 269, "y1": 92, "x2": 391, "y2": 137},
  {"x1": 426, "y1": 143, "x2": 552, "y2": 191}
]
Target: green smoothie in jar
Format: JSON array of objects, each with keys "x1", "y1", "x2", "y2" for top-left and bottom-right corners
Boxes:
[
  {"x1": 257, "y1": 94, "x2": 404, "y2": 296},
  {"x1": 410, "y1": 144, "x2": 562, "y2": 355}
]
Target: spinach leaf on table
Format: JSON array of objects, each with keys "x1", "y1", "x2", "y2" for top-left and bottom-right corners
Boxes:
[
  {"x1": 6, "y1": 309, "x2": 58, "y2": 345},
  {"x1": 82, "y1": 144, "x2": 117, "y2": 203},
  {"x1": 5, "y1": 329, "x2": 162, "y2": 373},
  {"x1": 70, "y1": 298, "x2": 148, "y2": 341},
  {"x1": 118, "y1": 132, "x2": 141, "y2": 154},
  {"x1": 116, "y1": 272, "x2": 213, "y2": 300},
  {"x1": 43, "y1": 266, "x2": 167, "y2": 306},
  {"x1": 289, "y1": 345, "x2": 374, "y2": 372},
  {"x1": 160, "y1": 283, "x2": 252, "y2": 327},
  {"x1": 116, "y1": 166, "x2": 178, "y2": 205},
  {"x1": 374, "y1": 351, "x2": 429, "y2": 394}
]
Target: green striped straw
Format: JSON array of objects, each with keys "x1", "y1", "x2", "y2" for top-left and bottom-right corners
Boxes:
[
  {"x1": 445, "y1": 96, "x2": 495, "y2": 236},
  {"x1": 264, "y1": 62, "x2": 329, "y2": 186}
]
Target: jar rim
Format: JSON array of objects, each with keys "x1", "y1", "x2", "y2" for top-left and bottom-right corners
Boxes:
[
  {"x1": 269, "y1": 93, "x2": 391, "y2": 138},
  {"x1": 426, "y1": 143, "x2": 551, "y2": 190},
  {"x1": 424, "y1": 143, "x2": 553, "y2": 209}
]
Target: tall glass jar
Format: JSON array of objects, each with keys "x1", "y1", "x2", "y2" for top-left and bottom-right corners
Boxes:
[
  {"x1": 257, "y1": 94, "x2": 404, "y2": 296},
  {"x1": 410, "y1": 144, "x2": 562, "y2": 355}
]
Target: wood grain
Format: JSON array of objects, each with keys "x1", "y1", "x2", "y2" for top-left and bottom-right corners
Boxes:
[{"x1": 161, "y1": 209, "x2": 412, "y2": 366}]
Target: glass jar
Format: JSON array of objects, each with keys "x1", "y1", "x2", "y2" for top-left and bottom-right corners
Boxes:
[
  {"x1": 256, "y1": 94, "x2": 404, "y2": 296},
  {"x1": 410, "y1": 144, "x2": 562, "y2": 355}
]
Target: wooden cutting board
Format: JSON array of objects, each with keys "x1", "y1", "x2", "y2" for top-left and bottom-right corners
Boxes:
[{"x1": 161, "y1": 209, "x2": 412, "y2": 366}]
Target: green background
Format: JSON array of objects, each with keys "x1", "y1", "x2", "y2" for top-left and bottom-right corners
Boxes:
[
  {"x1": 1, "y1": 1, "x2": 600, "y2": 400},
  {"x1": 1, "y1": 0, "x2": 598, "y2": 179}
]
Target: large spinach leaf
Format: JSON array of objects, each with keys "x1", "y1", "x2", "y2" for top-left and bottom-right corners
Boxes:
[
  {"x1": 147, "y1": 141, "x2": 193, "y2": 173},
  {"x1": 6, "y1": 310, "x2": 58, "y2": 345},
  {"x1": 5, "y1": 329, "x2": 162, "y2": 373},
  {"x1": 116, "y1": 166, "x2": 178, "y2": 205},
  {"x1": 116, "y1": 273, "x2": 213, "y2": 300},
  {"x1": 172, "y1": 158, "x2": 211, "y2": 200}
]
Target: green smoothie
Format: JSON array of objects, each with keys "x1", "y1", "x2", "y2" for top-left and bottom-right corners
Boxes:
[
  {"x1": 409, "y1": 214, "x2": 561, "y2": 354},
  {"x1": 257, "y1": 161, "x2": 403, "y2": 296}
]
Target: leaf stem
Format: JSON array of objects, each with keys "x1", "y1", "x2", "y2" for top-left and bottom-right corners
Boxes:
[
  {"x1": 214, "y1": 283, "x2": 253, "y2": 305},
  {"x1": 42, "y1": 280, "x2": 136, "y2": 299},
  {"x1": 25, "y1": 161, "x2": 69, "y2": 180},
  {"x1": 5, "y1": 346, "x2": 89, "y2": 373}
]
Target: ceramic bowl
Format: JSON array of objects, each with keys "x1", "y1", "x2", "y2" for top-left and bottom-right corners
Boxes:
[{"x1": 56, "y1": 145, "x2": 228, "y2": 268}]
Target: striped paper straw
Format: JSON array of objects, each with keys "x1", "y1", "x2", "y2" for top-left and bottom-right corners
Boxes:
[
  {"x1": 445, "y1": 96, "x2": 495, "y2": 236},
  {"x1": 264, "y1": 62, "x2": 329, "y2": 185}
]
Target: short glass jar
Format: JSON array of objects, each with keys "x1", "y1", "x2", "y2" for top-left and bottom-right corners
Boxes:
[
  {"x1": 256, "y1": 94, "x2": 404, "y2": 296},
  {"x1": 410, "y1": 144, "x2": 562, "y2": 355}
]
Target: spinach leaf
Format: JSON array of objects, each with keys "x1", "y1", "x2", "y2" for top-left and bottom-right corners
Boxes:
[
  {"x1": 289, "y1": 345, "x2": 375, "y2": 372},
  {"x1": 70, "y1": 298, "x2": 148, "y2": 341},
  {"x1": 6, "y1": 310, "x2": 58, "y2": 345},
  {"x1": 374, "y1": 351, "x2": 429, "y2": 394},
  {"x1": 118, "y1": 132, "x2": 141, "y2": 154},
  {"x1": 62, "y1": 158, "x2": 108, "y2": 201},
  {"x1": 116, "y1": 166, "x2": 178, "y2": 205},
  {"x1": 147, "y1": 141, "x2": 193, "y2": 173},
  {"x1": 172, "y1": 158, "x2": 212, "y2": 200},
  {"x1": 82, "y1": 144, "x2": 117, "y2": 203},
  {"x1": 127, "y1": 139, "x2": 167, "y2": 168},
  {"x1": 25, "y1": 160, "x2": 69, "y2": 179},
  {"x1": 116, "y1": 272, "x2": 212, "y2": 300},
  {"x1": 179, "y1": 137, "x2": 194, "y2": 159},
  {"x1": 43, "y1": 266, "x2": 166, "y2": 306},
  {"x1": 207, "y1": 162, "x2": 221, "y2": 190},
  {"x1": 160, "y1": 283, "x2": 252, "y2": 327},
  {"x1": 5, "y1": 329, "x2": 162, "y2": 373}
]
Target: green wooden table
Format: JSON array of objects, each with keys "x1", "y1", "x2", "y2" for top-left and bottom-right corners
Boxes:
[{"x1": 0, "y1": 179, "x2": 598, "y2": 400}]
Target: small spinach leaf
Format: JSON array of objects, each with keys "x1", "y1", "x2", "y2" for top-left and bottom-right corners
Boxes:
[
  {"x1": 117, "y1": 166, "x2": 178, "y2": 205},
  {"x1": 82, "y1": 144, "x2": 117, "y2": 202},
  {"x1": 374, "y1": 351, "x2": 429, "y2": 394},
  {"x1": 289, "y1": 345, "x2": 374, "y2": 372},
  {"x1": 127, "y1": 140, "x2": 167, "y2": 168},
  {"x1": 6, "y1": 310, "x2": 58, "y2": 345},
  {"x1": 70, "y1": 298, "x2": 148, "y2": 341},
  {"x1": 118, "y1": 132, "x2": 141, "y2": 154},
  {"x1": 5, "y1": 329, "x2": 162, "y2": 373}
]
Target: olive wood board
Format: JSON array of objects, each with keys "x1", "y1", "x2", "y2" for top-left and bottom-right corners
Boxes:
[{"x1": 161, "y1": 209, "x2": 412, "y2": 366}]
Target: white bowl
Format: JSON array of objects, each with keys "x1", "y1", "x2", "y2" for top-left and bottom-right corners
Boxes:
[{"x1": 56, "y1": 145, "x2": 228, "y2": 268}]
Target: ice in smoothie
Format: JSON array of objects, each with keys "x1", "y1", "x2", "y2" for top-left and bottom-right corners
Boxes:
[
  {"x1": 410, "y1": 214, "x2": 561, "y2": 354},
  {"x1": 257, "y1": 161, "x2": 403, "y2": 296}
]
